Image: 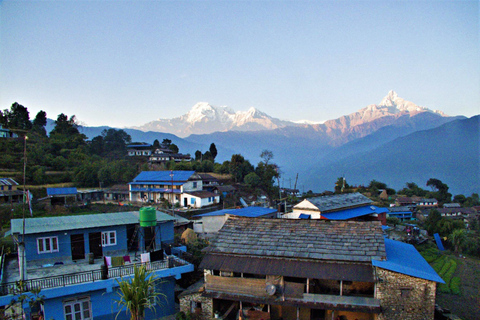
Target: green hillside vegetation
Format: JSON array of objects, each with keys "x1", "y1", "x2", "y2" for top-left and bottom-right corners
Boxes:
[{"x1": 419, "y1": 246, "x2": 461, "y2": 294}]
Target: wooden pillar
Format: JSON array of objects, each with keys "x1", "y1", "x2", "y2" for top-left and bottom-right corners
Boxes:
[
  {"x1": 340, "y1": 280, "x2": 343, "y2": 296},
  {"x1": 306, "y1": 278, "x2": 310, "y2": 293},
  {"x1": 296, "y1": 307, "x2": 300, "y2": 320}
]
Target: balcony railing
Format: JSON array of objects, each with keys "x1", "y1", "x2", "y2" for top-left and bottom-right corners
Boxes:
[{"x1": 0, "y1": 256, "x2": 188, "y2": 296}]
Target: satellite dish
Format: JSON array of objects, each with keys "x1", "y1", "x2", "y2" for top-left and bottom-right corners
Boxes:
[{"x1": 266, "y1": 284, "x2": 276, "y2": 296}]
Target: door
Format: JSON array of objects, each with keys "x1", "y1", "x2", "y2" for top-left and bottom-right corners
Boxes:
[
  {"x1": 184, "y1": 197, "x2": 188, "y2": 207},
  {"x1": 144, "y1": 227, "x2": 156, "y2": 252},
  {"x1": 88, "y1": 232, "x2": 103, "y2": 258},
  {"x1": 71, "y1": 234, "x2": 85, "y2": 260}
]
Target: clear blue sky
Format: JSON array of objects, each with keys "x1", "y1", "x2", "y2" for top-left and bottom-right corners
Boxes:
[{"x1": 1, "y1": 0, "x2": 478, "y2": 128}]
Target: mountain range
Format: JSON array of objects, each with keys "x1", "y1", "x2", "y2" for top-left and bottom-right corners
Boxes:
[{"x1": 61, "y1": 91, "x2": 478, "y2": 196}]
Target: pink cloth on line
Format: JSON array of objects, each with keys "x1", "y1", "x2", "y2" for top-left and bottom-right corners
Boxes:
[
  {"x1": 123, "y1": 256, "x2": 131, "y2": 263},
  {"x1": 105, "y1": 256, "x2": 112, "y2": 267}
]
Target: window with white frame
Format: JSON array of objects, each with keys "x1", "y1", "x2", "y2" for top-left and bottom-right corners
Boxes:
[
  {"x1": 37, "y1": 236, "x2": 59, "y2": 254},
  {"x1": 101, "y1": 231, "x2": 116, "y2": 246},
  {"x1": 64, "y1": 297, "x2": 92, "y2": 320}
]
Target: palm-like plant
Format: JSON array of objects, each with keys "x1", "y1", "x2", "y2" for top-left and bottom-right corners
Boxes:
[
  {"x1": 449, "y1": 229, "x2": 466, "y2": 256},
  {"x1": 115, "y1": 264, "x2": 164, "y2": 320}
]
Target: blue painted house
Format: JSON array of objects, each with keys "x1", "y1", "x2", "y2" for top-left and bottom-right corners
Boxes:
[{"x1": 1, "y1": 210, "x2": 193, "y2": 320}]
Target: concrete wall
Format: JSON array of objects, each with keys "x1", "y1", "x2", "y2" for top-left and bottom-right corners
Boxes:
[{"x1": 375, "y1": 268, "x2": 436, "y2": 320}]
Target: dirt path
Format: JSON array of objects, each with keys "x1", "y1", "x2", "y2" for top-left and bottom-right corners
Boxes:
[{"x1": 435, "y1": 256, "x2": 480, "y2": 320}]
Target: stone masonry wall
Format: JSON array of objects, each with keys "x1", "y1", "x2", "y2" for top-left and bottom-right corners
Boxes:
[
  {"x1": 375, "y1": 268, "x2": 437, "y2": 320},
  {"x1": 179, "y1": 292, "x2": 213, "y2": 320}
]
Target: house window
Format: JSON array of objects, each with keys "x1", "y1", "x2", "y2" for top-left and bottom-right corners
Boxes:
[
  {"x1": 64, "y1": 297, "x2": 92, "y2": 320},
  {"x1": 193, "y1": 182, "x2": 197, "y2": 188},
  {"x1": 191, "y1": 198, "x2": 196, "y2": 205},
  {"x1": 37, "y1": 236, "x2": 59, "y2": 254},
  {"x1": 101, "y1": 231, "x2": 116, "y2": 246}
]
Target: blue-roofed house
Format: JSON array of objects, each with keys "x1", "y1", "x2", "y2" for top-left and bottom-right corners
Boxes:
[
  {"x1": 287, "y1": 192, "x2": 388, "y2": 225},
  {"x1": 388, "y1": 206, "x2": 415, "y2": 221},
  {"x1": 45, "y1": 187, "x2": 79, "y2": 206},
  {"x1": 129, "y1": 171, "x2": 219, "y2": 208},
  {"x1": 1, "y1": 210, "x2": 193, "y2": 320},
  {"x1": 195, "y1": 217, "x2": 443, "y2": 320},
  {"x1": 192, "y1": 206, "x2": 278, "y2": 237}
]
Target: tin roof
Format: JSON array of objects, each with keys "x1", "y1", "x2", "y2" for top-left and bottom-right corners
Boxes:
[
  {"x1": 321, "y1": 206, "x2": 388, "y2": 220},
  {"x1": 46, "y1": 187, "x2": 77, "y2": 196},
  {"x1": 194, "y1": 206, "x2": 277, "y2": 218},
  {"x1": 132, "y1": 171, "x2": 196, "y2": 182},
  {"x1": 0, "y1": 178, "x2": 19, "y2": 186},
  {"x1": 204, "y1": 217, "x2": 386, "y2": 263},
  {"x1": 10, "y1": 210, "x2": 175, "y2": 235},
  {"x1": 294, "y1": 192, "x2": 372, "y2": 213},
  {"x1": 372, "y1": 238, "x2": 444, "y2": 283}
]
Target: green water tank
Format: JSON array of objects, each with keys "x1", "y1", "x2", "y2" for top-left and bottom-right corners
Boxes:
[{"x1": 139, "y1": 207, "x2": 157, "y2": 227}]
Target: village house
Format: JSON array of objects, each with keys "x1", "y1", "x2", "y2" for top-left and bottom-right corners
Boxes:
[
  {"x1": 0, "y1": 125, "x2": 17, "y2": 138},
  {"x1": 128, "y1": 170, "x2": 220, "y2": 208},
  {"x1": 435, "y1": 207, "x2": 478, "y2": 228},
  {"x1": 285, "y1": 192, "x2": 388, "y2": 225},
  {"x1": 126, "y1": 143, "x2": 153, "y2": 157},
  {"x1": 149, "y1": 147, "x2": 192, "y2": 164},
  {"x1": 192, "y1": 206, "x2": 278, "y2": 238},
  {"x1": 387, "y1": 206, "x2": 415, "y2": 221},
  {"x1": 184, "y1": 217, "x2": 443, "y2": 320},
  {"x1": 416, "y1": 198, "x2": 438, "y2": 208},
  {"x1": 0, "y1": 178, "x2": 23, "y2": 204},
  {"x1": 1, "y1": 209, "x2": 193, "y2": 320}
]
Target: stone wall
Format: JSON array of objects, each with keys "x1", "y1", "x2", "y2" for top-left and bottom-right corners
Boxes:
[
  {"x1": 375, "y1": 267, "x2": 437, "y2": 320},
  {"x1": 179, "y1": 292, "x2": 213, "y2": 320}
]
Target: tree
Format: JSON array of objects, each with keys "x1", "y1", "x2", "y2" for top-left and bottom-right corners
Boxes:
[
  {"x1": 3, "y1": 102, "x2": 32, "y2": 130},
  {"x1": 209, "y1": 143, "x2": 218, "y2": 160},
  {"x1": 162, "y1": 139, "x2": 172, "y2": 146},
  {"x1": 194, "y1": 150, "x2": 202, "y2": 161},
  {"x1": 153, "y1": 139, "x2": 160, "y2": 149},
  {"x1": 449, "y1": 229, "x2": 466, "y2": 255},
  {"x1": 169, "y1": 143, "x2": 179, "y2": 154},
  {"x1": 260, "y1": 150, "x2": 273, "y2": 165},
  {"x1": 244, "y1": 172, "x2": 261, "y2": 188},
  {"x1": 115, "y1": 264, "x2": 164, "y2": 320},
  {"x1": 32, "y1": 110, "x2": 47, "y2": 136},
  {"x1": 426, "y1": 178, "x2": 451, "y2": 203},
  {"x1": 334, "y1": 177, "x2": 349, "y2": 193}
]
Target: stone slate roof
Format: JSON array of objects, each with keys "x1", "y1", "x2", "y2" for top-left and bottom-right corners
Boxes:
[
  {"x1": 205, "y1": 217, "x2": 386, "y2": 263},
  {"x1": 296, "y1": 192, "x2": 372, "y2": 212}
]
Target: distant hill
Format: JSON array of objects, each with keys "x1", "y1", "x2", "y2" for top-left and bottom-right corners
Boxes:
[{"x1": 300, "y1": 115, "x2": 480, "y2": 195}]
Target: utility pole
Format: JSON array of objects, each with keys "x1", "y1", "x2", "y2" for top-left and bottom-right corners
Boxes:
[
  {"x1": 19, "y1": 135, "x2": 28, "y2": 281},
  {"x1": 170, "y1": 171, "x2": 174, "y2": 216}
]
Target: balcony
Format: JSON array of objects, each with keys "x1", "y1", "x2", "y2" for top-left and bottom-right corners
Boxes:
[{"x1": 0, "y1": 255, "x2": 190, "y2": 296}]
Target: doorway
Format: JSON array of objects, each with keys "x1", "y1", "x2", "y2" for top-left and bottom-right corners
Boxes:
[
  {"x1": 71, "y1": 234, "x2": 85, "y2": 260},
  {"x1": 88, "y1": 232, "x2": 103, "y2": 258}
]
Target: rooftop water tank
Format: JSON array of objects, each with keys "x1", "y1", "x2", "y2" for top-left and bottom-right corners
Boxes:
[{"x1": 139, "y1": 207, "x2": 157, "y2": 227}]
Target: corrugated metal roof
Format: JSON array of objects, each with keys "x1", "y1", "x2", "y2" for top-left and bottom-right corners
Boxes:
[
  {"x1": 132, "y1": 171, "x2": 195, "y2": 182},
  {"x1": 194, "y1": 207, "x2": 277, "y2": 218},
  {"x1": 46, "y1": 187, "x2": 77, "y2": 196},
  {"x1": 10, "y1": 210, "x2": 175, "y2": 235},
  {"x1": 321, "y1": 206, "x2": 388, "y2": 220},
  {"x1": 295, "y1": 193, "x2": 372, "y2": 212},
  {"x1": 200, "y1": 254, "x2": 374, "y2": 282},
  {"x1": 0, "y1": 178, "x2": 19, "y2": 186},
  {"x1": 372, "y1": 239, "x2": 444, "y2": 283}
]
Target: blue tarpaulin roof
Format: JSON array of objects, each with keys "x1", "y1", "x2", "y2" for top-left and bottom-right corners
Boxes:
[
  {"x1": 133, "y1": 171, "x2": 195, "y2": 182},
  {"x1": 373, "y1": 238, "x2": 444, "y2": 283},
  {"x1": 194, "y1": 207, "x2": 277, "y2": 218},
  {"x1": 47, "y1": 187, "x2": 77, "y2": 196},
  {"x1": 321, "y1": 205, "x2": 389, "y2": 220},
  {"x1": 434, "y1": 233, "x2": 445, "y2": 251}
]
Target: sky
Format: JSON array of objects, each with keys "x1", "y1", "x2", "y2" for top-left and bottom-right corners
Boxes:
[{"x1": 1, "y1": 0, "x2": 479, "y2": 128}]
